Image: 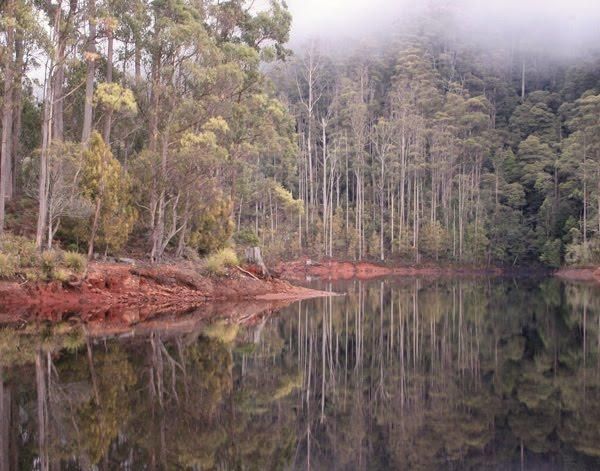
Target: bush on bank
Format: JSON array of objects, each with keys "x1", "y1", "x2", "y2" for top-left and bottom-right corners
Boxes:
[{"x1": 0, "y1": 234, "x2": 87, "y2": 282}]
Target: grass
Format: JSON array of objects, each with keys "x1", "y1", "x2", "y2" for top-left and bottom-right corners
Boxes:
[
  {"x1": 0, "y1": 234, "x2": 87, "y2": 283},
  {"x1": 0, "y1": 253, "x2": 16, "y2": 278},
  {"x1": 204, "y1": 248, "x2": 239, "y2": 275},
  {"x1": 41, "y1": 250, "x2": 59, "y2": 278},
  {"x1": 0, "y1": 234, "x2": 37, "y2": 267},
  {"x1": 64, "y1": 251, "x2": 87, "y2": 273},
  {"x1": 53, "y1": 268, "x2": 72, "y2": 283}
]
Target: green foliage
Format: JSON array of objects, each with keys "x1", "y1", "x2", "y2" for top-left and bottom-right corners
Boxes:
[
  {"x1": 82, "y1": 133, "x2": 136, "y2": 254},
  {"x1": 273, "y1": 374, "x2": 302, "y2": 400},
  {"x1": 93, "y1": 82, "x2": 137, "y2": 113},
  {"x1": 189, "y1": 197, "x2": 235, "y2": 255},
  {"x1": 41, "y1": 250, "x2": 59, "y2": 278},
  {"x1": 271, "y1": 180, "x2": 304, "y2": 214},
  {"x1": 0, "y1": 324, "x2": 85, "y2": 368},
  {"x1": 233, "y1": 228, "x2": 260, "y2": 247},
  {"x1": 565, "y1": 238, "x2": 600, "y2": 266},
  {"x1": 0, "y1": 234, "x2": 39, "y2": 267},
  {"x1": 0, "y1": 235, "x2": 88, "y2": 281},
  {"x1": 420, "y1": 221, "x2": 449, "y2": 260},
  {"x1": 540, "y1": 239, "x2": 562, "y2": 268},
  {"x1": 76, "y1": 347, "x2": 136, "y2": 465},
  {"x1": 204, "y1": 248, "x2": 239, "y2": 275},
  {"x1": 463, "y1": 223, "x2": 490, "y2": 264},
  {"x1": 4, "y1": 0, "x2": 600, "y2": 268},
  {"x1": 0, "y1": 253, "x2": 16, "y2": 278},
  {"x1": 53, "y1": 267, "x2": 71, "y2": 283},
  {"x1": 63, "y1": 251, "x2": 87, "y2": 273},
  {"x1": 203, "y1": 321, "x2": 240, "y2": 344}
]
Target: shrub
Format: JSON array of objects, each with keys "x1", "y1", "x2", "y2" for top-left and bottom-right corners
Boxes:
[
  {"x1": 233, "y1": 228, "x2": 260, "y2": 247},
  {"x1": 219, "y1": 248, "x2": 238, "y2": 266},
  {"x1": 25, "y1": 270, "x2": 40, "y2": 282},
  {"x1": 0, "y1": 235, "x2": 89, "y2": 281},
  {"x1": 565, "y1": 238, "x2": 600, "y2": 265},
  {"x1": 540, "y1": 238, "x2": 562, "y2": 268},
  {"x1": 0, "y1": 234, "x2": 39, "y2": 267},
  {"x1": 0, "y1": 253, "x2": 16, "y2": 278},
  {"x1": 204, "y1": 248, "x2": 239, "y2": 275},
  {"x1": 62, "y1": 329, "x2": 85, "y2": 352},
  {"x1": 64, "y1": 251, "x2": 87, "y2": 273},
  {"x1": 52, "y1": 268, "x2": 71, "y2": 283},
  {"x1": 41, "y1": 250, "x2": 60, "y2": 279},
  {"x1": 203, "y1": 321, "x2": 239, "y2": 343}
]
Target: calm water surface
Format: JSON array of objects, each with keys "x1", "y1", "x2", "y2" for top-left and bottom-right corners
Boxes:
[{"x1": 1, "y1": 277, "x2": 600, "y2": 470}]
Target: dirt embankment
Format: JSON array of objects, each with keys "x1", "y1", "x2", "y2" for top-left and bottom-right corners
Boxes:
[
  {"x1": 276, "y1": 258, "x2": 505, "y2": 281},
  {"x1": 555, "y1": 267, "x2": 600, "y2": 283},
  {"x1": 0, "y1": 262, "x2": 333, "y2": 325}
]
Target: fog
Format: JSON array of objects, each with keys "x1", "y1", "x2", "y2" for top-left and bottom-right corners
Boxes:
[{"x1": 285, "y1": 0, "x2": 600, "y2": 55}]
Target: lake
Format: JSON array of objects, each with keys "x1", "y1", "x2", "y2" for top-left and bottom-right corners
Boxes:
[{"x1": 1, "y1": 276, "x2": 600, "y2": 470}]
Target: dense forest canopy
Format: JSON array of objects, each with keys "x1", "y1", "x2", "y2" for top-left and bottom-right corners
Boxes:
[{"x1": 0, "y1": 0, "x2": 599, "y2": 267}]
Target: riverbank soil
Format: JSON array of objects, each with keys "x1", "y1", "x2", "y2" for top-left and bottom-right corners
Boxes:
[{"x1": 0, "y1": 262, "x2": 333, "y2": 324}]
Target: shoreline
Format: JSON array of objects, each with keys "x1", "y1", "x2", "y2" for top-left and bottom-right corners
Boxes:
[
  {"x1": 275, "y1": 258, "x2": 553, "y2": 281},
  {"x1": 0, "y1": 261, "x2": 336, "y2": 326},
  {"x1": 1, "y1": 258, "x2": 598, "y2": 328},
  {"x1": 554, "y1": 266, "x2": 600, "y2": 283}
]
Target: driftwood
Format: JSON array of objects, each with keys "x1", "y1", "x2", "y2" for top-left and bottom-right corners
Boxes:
[
  {"x1": 235, "y1": 265, "x2": 260, "y2": 281},
  {"x1": 244, "y1": 247, "x2": 270, "y2": 277}
]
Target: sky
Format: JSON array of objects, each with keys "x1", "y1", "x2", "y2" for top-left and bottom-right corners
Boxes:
[
  {"x1": 283, "y1": 0, "x2": 600, "y2": 53},
  {"x1": 284, "y1": 0, "x2": 411, "y2": 42}
]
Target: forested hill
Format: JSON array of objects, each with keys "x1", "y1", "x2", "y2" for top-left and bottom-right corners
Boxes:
[
  {"x1": 270, "y1": 29, "x2": 600, "y2": 268},
  {"x1": 275, "y1": 24, "x2": 600, "y2": 266},
  {"x1": 0, "y1": 1, "x2": 599, "y2": 268}
]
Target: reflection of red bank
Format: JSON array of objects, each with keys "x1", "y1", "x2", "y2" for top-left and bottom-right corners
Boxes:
[
  {"x1": 555, "y1": 267, "x2": 600, "y2": 284},
  {"x1": 0, "y1": 262, "x2": 334, "y2": 327},
  {"x1": 276, "y1": 258, "x2": 508, "y2": 281}
]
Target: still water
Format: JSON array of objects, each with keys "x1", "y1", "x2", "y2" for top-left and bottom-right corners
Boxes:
[{"x1": 1, "y1": 276, "x2": 600, "y2": 470}]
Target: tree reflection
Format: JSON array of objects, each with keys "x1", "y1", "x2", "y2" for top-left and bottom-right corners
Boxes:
[{"x1": 1, "y1": 277, "x2": 600, "y2": 469}]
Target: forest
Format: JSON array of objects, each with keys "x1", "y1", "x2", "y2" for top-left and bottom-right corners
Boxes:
[{"x1": 0, "y1": 0, "x2": 599, "y2": 268}]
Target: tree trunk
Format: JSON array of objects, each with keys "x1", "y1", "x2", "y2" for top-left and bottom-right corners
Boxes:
[
  {"x1": 36, "y1": 5, "x2": 62, "y2": 249},
  {"x1": 0, "y1": 366, "x2": 10, "y2": 471},
  {"x1": 10, "y1": 33, "x2": 24, "y2": 199},
  {"x1": 102, "y1": 28, "x2": 114, "y2": 143},
  {"x1": 597, "y1": 170, "x2": 600, "y2": 235},
  {"x1": 52, "y1": 62, "x2": 64, "y2": 142},
  {"x1": 81, "y1": 0, "x2": 97, "y2": 145},
  {"x1": 0, "y1": 0, "x2": 15, "y2": 234},
  {"x1": 151, "y1": 133, "x2": 168, "y2": 262},
  {"x1": 52, "y1": 0, "x2": 76, "y2": 143},
  {"x1": 36, "y1": 83, "x2": 52, "y2": 249},
  {"x1": 521, "y1": 58, "x2": 526, "y2": 102},
  {"x1": 134, "y1": 39, "x2": 142, "y2": 83},
  {"x1": 380, "y1": 153, "x2": 385, "y2": 261},
  {"x1": 245, "y1": 247, "x2": 269, "y2": 277},
  {"x1": 322, "y1": 118, "x2": 328, "y2": 256},
  {"x1": 583, "y1": 141, "x2": 587, "y2": 246},
  {"x1": 88, "y1": 197, "x2": 102, "y2": 259},
  {"x1": 35, "y1": 350, "x2": 48, "y2": 471}
]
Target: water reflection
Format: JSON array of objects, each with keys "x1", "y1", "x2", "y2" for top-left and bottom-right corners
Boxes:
[{"x1": 1, "y1": 277, "x2": 600, "y2": 470}]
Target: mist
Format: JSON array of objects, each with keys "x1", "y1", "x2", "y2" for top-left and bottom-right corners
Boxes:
[{"x1": 285, "y1": 0, "x2": 600, "y2": 57}]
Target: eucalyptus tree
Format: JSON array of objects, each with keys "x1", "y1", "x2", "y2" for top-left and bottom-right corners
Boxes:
[
  {"x1": 0, "y1": 0, "x2": 17, "y2": 235},
  {"x1": 560, "y1": 91, "x2": 600, "y2": 260}
]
